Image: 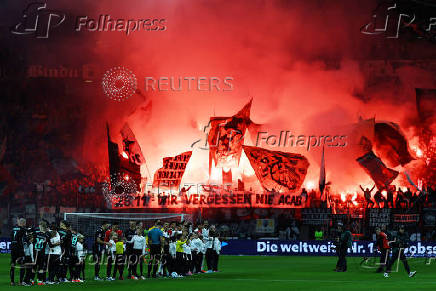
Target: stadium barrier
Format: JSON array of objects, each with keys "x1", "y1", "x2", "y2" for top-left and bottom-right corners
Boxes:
[
  {"x1": 1, "y1": 237, "x2": 435, "y2": 258},
  {"x1": 220, "y1": 240, "x2": 436, "y2": 257}
]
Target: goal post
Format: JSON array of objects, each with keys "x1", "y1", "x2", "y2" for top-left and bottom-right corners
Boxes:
[{"x1": 64, "y1": 212, "x2": 188, "y2": 241}]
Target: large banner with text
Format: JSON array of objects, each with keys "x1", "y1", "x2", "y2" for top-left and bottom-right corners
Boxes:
[
  {"x1": 221, "y1": 240, "x2": 436, "y2": 257},
  {"x1": 111, "y1": 192, "x2": 304, "y2": 208}
]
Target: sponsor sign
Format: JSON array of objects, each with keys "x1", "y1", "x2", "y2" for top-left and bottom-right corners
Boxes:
[
  {"x1": 0, "y1": 238, "x2": 11, "y2": 254},
  {"x1": 221, "y1": 240, "x2": 436, "y2": 257}
]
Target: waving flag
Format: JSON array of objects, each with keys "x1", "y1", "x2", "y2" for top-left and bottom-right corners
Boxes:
[
  {"x1": 120, "y1": 123, "x2": 145, "y2": 165},
  {"x1": 208, "y1": 100, "x2": 253, "y2": 170},
  {"x1": 374, "y1": 122, "x2": 413, "y2": 167},
  {"x1": 153, "y1": 151, "x2": 192, "y2": 190},
  {"x1": 243, "y1": 145, "x2": 309, "y2": 192},
  {"x1": 356, "y1": 150, "x2": 399, "y2": 190}
]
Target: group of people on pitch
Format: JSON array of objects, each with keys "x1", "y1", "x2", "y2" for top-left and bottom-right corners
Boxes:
[
  {"x1": 9, "y1": 218, "x2": 222, "y2": 286},
  {"x1": 334, "y1": 222, "x2": 416, "y2": 278},
  {"x1": 375, "y1": 224, "x2": 416, "y2": 278},
  {"x1": 9, "y1": 218, "x2": 86, "y2": 286},
  {"x1": 93, "y1": 219, "x2": 222, "y2": 281}
]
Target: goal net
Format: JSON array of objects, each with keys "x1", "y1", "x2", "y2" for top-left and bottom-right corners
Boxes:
[{"x1": 64, "y1": 212, "x2": 188, "y2": 240}]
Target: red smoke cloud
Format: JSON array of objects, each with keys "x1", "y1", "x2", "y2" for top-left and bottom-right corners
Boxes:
[{"x1": 12, "y1": 0, "x2": 433, "y2": 192}]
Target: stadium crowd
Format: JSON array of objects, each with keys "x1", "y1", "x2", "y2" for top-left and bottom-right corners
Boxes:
[{"x1": 9, "y1": 218, "x2": 221, "y2": 286}]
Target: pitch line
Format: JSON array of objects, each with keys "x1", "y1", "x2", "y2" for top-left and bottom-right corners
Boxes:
[{"x1": 202, "y1": 278, "x2": 436, "y2": 284}]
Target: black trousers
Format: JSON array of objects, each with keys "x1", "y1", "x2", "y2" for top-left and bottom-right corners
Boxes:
[
  {"x1": 35, "y1": 251, "x2": 47, "y2": 282},
  {"x1": 386, "y1": 250, "x2": 410, "y2": 274},
  {"x1": 148, "y1": 244, "x2": 161, "y2": 277},
  {"x1": 59, "y1": 254, "x2": 70, "y2": 279},
  {"x1": 47, "y1": 254, "x2": 60, "y2": 282},
  {"x1": 77, "y1": 258, "x2": 85, "y2": 280},
  {"x1": 10, "y1": 247, "x2": 25, "y2": 283},
  {"x1": 23, "y1": 255, "x2": 34, "y2": 284},
  {"x1": 186, "y1": 254, "x2": 193, "y2": 273},
  {"x1": 113, "y1": 254, "x2": 125, "y2": 278},
  {"x1": 94, "y1": 249, "x2": 104, "y2": 278},
  {"x1": 336, "y1": 246, "x2": 348, "y2": 271},
  {"x1": 69, "y1": 256, "x2": 79, "y2": 280},
  {"x1": 206, "y1": 249, "x2": 218, "y2": 271},
  {"x1": 166, "y1": 254, "x2": 175, "y2": 274},
  {"x1": 212, "y1": 251, "x2": 219, "y2": 271},
  {"x1": 192, "y1": 251, "x2": 203, "y2": 273},
  {"x1": 376, "y1": 249, "x2": 389, "y2": 272},
  {"x1": 107, "y1": 254, "x2": 114, "y2": 278},
  {"x1": 126, "y1": 250, "x2": 131, "y2": 277},
  {"x1": 129, "y1": 249, "x2": 142, "y2": 277},
  {"x1": 161, "y1": 245, "x2": 170, "y2": 276},
  {"x1": 176, "y1": 252, "x2": 187, "y2": 275}
]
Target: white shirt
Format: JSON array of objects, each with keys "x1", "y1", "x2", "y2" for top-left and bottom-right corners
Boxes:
[
  {"x1": 169, "y1": 242, "x2": 176, "y2": 257},
  {"x1": 24, "y1": 242, "x2": 31, "y2": 256},
  {"x1": 183, "y1": 243, "x2": 191, "y2": 255},
  {"x1": 25, "y1": 243, "x2": 34, "y2": 261},
  {"x1": 213, "y1": 238, "x2": 221, "y2": 254},
  {"x1": 76, "y1": 242, "x2": 85, "y2": 258},
  {"x1": 204, "y1": 236, "x2": 214, "y2": 249},
  {"x1": 190, "y1": 238, "x2": 205, "y2": 254},
  {"x1": 49, "y1": 233, "x2": 62, "y2": 255},
  {"x1": 45, "y1": 229, "x2": 51, "y2": 255},
  {"x1": 202, "y1": 228, "x2": 209, "y2": 240},
  {"x1": 108, "y1": 239, "x2": 116, "y2": 254},
  {"x1": 129, "y1": 235, "x2": 146, "y2": 254}
]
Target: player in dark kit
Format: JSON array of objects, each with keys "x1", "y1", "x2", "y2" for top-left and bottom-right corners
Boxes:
[
  {"x1": 375, "y1": 226, "x2": 390, "y2": 273},
  {"x1": 21, "y1": 229, "x2": 35, "y2": 286},
  {"x1": 58, "y1": 220, "x2": 72, "y2": 282},
  {"x1": 384, "y1": 225, "x2": 416, "y2": 278},
  {"x1": 10, "y1": 218, "x2": 27, "y2": 286},
  {"x1": 94, "y1": 221, "x2": 111, "y2": 280},
  {"x1": 125, "y1": 221, "x2": 137, "y2": 279},
  {"x1": 33, "y1": 221, "x2": 50, "y2": 285},
  {"x1": 69, "y1": 231, "x2": 80, "y2": 282},
  {"x1": 334, "y1": 222, "x2": 352, "y2": 272}
]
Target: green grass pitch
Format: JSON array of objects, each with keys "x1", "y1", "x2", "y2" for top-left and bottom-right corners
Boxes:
[{"x1": 0, "y1": 254, "x2": 435, "y2": 290}]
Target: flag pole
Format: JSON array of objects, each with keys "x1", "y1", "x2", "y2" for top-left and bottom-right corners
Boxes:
[{"x1": 319, "y1": 144, "x2": 326, "y2": 199}]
